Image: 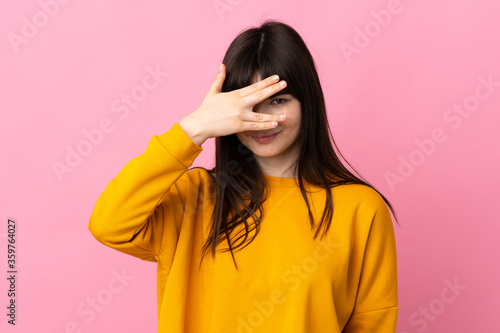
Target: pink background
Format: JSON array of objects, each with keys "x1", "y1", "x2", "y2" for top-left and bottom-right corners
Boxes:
[{"x1": 1, "y1": 0, "x2": 499, "y2": 332}]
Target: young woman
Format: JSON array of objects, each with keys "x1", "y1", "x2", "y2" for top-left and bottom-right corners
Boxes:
[{"x1": 89, "y1": 20, "x2": 399, "y2": 333}]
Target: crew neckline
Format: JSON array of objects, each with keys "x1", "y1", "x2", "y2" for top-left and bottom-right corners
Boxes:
[{"x1": 262, "y1": 174, "x2": 299, "y2": 187}]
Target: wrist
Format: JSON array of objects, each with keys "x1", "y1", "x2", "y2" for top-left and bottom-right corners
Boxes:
[{"x1": 179, "y1": 115, "x2": 207, "y2": 147}]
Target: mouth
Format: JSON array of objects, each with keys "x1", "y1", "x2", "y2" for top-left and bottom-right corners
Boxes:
[
  {"x1": 250, "y1": 131, "x2": 280, "y2": 138},
  {"x1": 249, "y1": 131, "x2": 281, "y2": 143}
]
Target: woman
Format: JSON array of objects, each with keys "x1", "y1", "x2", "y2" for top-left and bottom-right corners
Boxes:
[{"x1": 89, "y1": 20, "x2": 399, "y2": 332}]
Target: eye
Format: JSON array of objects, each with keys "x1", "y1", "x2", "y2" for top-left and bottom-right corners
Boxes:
[{"x1": 271, "y1": 98, "x2": 286, "y2": 105}]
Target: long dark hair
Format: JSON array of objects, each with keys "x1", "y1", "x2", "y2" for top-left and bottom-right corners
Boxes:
[{"x1": 191, "y1": 20, "x2": 399, "y2": 268}]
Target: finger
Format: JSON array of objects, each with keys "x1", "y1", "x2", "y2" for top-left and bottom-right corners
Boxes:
[
  {"x1": 240, "y1": 119, "x2": 279, "y2": 131},
  {"x1": 240, "y1": 109, "x2": 285, "y2": 123},
  {"x1": 236, "y1": 74, "x2": 280, "y2": 98},
  {"x1": 243, "y1": 80, "x2": 287, "y2": 107},
  {"x1": 207, "y1": 63, "x2": 226, "y2": 96}
]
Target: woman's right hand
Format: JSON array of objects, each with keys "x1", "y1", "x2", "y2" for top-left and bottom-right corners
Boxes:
[{"x1": 178, "y1": 63, "x2": 288, "y2": 146}]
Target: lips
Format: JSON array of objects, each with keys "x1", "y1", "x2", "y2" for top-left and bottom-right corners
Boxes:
[
  {"x1": 250, "y1": 131, "x2": 281, "y2": 138},
  {"x1": 249, "y1": 131, "x2": 281, "y2": 144}
]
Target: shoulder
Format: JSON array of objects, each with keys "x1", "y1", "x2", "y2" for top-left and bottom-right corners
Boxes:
[
  {"x1": 331, "y1": 183, "x2": 391, "y2": 222},
  {"x1": 162, "y1": 167, "x2": 215, "y2": 203},
  {"x1": 332, "y1": 183, "x2": 386, "y2": 208},
  {"x1": 331, "y1": 184, "x2": 395, "y2": 242},
  {"x1": 181, "y1": 167, "x2": 216, "y2": 189}
]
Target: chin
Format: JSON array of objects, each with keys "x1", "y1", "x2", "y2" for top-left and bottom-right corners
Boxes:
[{"x1": 244, "y1": 144, "x2": 281, "y2": 157}]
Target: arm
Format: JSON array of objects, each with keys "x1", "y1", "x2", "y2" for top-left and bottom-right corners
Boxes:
[
  {"x1": 342, "y1": 193, "x2": 399, "y2": 332},
  {"x1": 88, "y1": 64, "x2": 289, "y2": 262},
  {"x1": 88, "y1": 122, "x2": 203, "y2": 262}
]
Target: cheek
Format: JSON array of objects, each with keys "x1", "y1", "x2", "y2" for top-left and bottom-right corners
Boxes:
[
  {"x1": 282, "y1": 118, "x2": 301, "y2": 142},
  {"x1": 281, "y1": 106, "x2": 301, "y2": 127},
  {"x1": 236, "y1": 132, "x2": 246, "y2": 140},
  {"x1": 236, "y1": 133, "x2": 252, "y2": 148},
  {"x1": 281, "y1": 115, "x2": 301, "y2": 132}
]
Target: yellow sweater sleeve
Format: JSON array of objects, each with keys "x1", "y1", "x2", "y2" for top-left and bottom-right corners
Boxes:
[
  {"x1": 88, "y1": 122, "x2": 203, "y2": 262},
  {"x1": 342, "y1": 192, "x2": 399, "y2": 332}
]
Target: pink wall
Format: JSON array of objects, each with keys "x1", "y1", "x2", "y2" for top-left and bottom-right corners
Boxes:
[{"x1": 1, "y1": 0, "x2": 499, "y2": 332}]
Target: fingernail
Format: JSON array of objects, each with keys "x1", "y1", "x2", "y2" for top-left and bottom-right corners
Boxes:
[
  {"x1": 279, "y1": 114, "x2": 287, "y2": 120},
  {"x1": 279, "y1": 81, "x2": 286, "y2": 87},
  {"x1": 272, "y1": 75, "x2": 279, "y2": 81}
]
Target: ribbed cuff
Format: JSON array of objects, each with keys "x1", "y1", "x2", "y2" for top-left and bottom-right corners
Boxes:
[{"x1": 154, "y1": 122, "x2": 203, "y2": 167}]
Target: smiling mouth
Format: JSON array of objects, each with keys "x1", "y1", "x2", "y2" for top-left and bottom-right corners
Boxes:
[
  {"x1": 250, "y1": 131, "x2": 281, "y2": 138},
  {"x1": 249, "y1": 131, "x2": 281, "y2": 143}
]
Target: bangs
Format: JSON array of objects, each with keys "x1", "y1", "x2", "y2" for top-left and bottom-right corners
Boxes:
[{"x1": 222, "y1": 40, "x2": 299, "y2": 101}]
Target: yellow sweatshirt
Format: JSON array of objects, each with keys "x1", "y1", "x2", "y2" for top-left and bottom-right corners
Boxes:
[{"x1": 88, "y1": 122, "x2": 398, "y2": 333}]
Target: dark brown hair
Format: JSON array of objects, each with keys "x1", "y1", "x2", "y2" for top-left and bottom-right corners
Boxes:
[{"x1": 191, "y1": 19, "x2": 398, "y2": 268}]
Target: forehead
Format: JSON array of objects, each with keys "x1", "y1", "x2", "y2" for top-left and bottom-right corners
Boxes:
[{"x1": 251, "y1": 72, "x2": 263, "y2": 82}]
